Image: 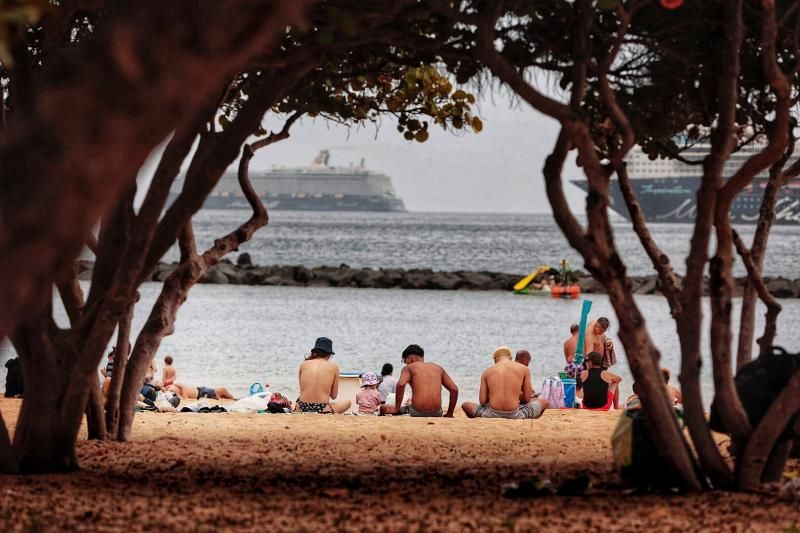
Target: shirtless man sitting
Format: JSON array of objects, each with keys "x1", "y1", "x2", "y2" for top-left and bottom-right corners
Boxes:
[
  {"x1": 380, "y1": 344, "x2": 458, "y2": 417},
  {"x1": 295, "y1": 337, "x2": 351, "y2": 414},
  {"x1": 166, "y1": 383, "x2": 234, "y2": 400},
  {"x1": 462, "y1": 346, "x2": 548, "y2": 419},
  {"x1": 580, "y1": 351, "x2": 622, "y2": 410}
]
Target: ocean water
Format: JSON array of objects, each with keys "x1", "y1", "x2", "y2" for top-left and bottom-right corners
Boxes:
[
  {"x1": 3, "y1": 282, "x2": 800, "y2": 407},
  {"x1": 177, "y1": 210, "x2": 800, "y2": 278}
]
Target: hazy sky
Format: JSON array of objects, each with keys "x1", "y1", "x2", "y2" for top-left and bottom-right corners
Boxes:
[{"x1": 250, "y1": 94, "x2": 585, "y2": 214}]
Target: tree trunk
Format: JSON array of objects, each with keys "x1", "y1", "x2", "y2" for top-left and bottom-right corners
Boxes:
[
  {"x1": 85, "y1": 376, "x2": 106, "y2": 440},
  {"x1": 14, "y1": 386, "x2": 80, "y2": 473},
  {"x1": 105, "y1": 301, "x2": 136, "y2": 437}
]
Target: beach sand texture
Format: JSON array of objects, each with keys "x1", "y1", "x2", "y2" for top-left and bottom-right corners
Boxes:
[{"x1": 0, "y1": 398, "x2": 797, "y2": 532}]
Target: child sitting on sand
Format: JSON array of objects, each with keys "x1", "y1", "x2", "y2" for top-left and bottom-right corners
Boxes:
[{"x1": 356, "y1": 372, "x2": 382, "y2": 415}]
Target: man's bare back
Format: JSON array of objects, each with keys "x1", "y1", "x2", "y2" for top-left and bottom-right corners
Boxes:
[
  {"x1": 481, "y1": 359, "x2": 531, "y2": 411},
  {"x1": 298, "y1": 358, "x2": 340, "y2": 404},
  {"x1": 382, "y1": 346, "x2": 458, "y2": 417},
  {"x1": 399, "y1": 361, "x2": 449, "y2": 412}
]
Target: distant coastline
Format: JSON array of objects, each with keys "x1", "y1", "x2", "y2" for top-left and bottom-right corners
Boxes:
[{"x1": 76, "y1": 258, "x2": 800, "y2": 299}]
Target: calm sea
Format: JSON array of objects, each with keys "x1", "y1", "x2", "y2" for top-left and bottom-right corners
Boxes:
[
  {"x1": 182, "y1": 210, "x2": 800, "y2": 277},
  {"x1": 2, "y1": 210, "x2": 799, "y2": 405}
]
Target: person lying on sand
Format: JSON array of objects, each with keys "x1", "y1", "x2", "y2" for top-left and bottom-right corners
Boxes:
[
  {"x1": 580, "y1": 351, "x2": 622, "y2": 410},
  {"x1": 295, "y1": 337, "x2": 351, "y2": 414},
  {"x1": 166, "y1": 383, "x2": 234, "y2": 400},
  {"x1": 380, "y1": 344, "x2": 458, "y2": 418},
  {"x1": 462, "y1": 346, "x2": 548, "y2": 419}
]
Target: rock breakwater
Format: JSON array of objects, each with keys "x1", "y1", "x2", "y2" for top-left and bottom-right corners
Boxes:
[{"x1": 75, "y1": 257, "x2": 800, "y2": 298}]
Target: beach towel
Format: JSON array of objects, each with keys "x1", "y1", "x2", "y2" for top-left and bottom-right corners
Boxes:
[
  {"x1": 227, "y1": 393, "x2": 270, "y2": 414},
  {"x1": 540, "y1": 377, "x2": 565, "y2": 409}
]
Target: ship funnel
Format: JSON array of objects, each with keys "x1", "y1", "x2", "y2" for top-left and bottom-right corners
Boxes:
[{"x1": 312, "y1": 150, "x2": 331, "y2": 166}]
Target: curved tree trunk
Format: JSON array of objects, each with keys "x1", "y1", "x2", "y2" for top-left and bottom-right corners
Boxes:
[{"x1": 105, "y1": 301, "x2": 135, "y2": 437}]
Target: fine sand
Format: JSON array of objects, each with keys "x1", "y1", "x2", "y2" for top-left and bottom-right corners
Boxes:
[{"x1": 0, "y1": 398, "x2": 797, "y2": 532}]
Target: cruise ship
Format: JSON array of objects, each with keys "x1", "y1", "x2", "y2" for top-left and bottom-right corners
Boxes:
[
  {"x1": 572, "y1": 143, "x2": 800, "y2": 225},
  {"x1": 174, "y1": 150, "x2": 406, "y2": 212}
]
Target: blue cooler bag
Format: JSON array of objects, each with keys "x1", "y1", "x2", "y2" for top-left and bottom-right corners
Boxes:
[{"x1": 561, "y1": 378, "x2": 576, "y2": 408}]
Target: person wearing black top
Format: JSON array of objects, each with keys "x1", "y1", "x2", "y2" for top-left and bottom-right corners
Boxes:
[{"x1": 580, "y1": 351, "x2": 622, "y2": 410}]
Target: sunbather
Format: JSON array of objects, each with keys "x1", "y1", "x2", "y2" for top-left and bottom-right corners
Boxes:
[
  {"x1": 462, "y1": 346, "x2": 548, "y2": 419},
  {"x1": 295, "y1": 337, "x2": 351, "y2": 414},
  {"x1": 166, "y1": 382, "x2": 234, "y2": 400},
  {"x1": 380, "y1": 344, "x2": 458, "y2": 417}
]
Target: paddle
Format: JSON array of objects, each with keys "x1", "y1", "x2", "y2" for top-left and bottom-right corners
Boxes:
[{"x1": 574, "y1": 299, "x2": 593, "y2": 368}]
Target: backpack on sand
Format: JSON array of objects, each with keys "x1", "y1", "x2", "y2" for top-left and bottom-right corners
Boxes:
[{"x1": 540, "y1": 376, "x2": 565, "y2": 409}]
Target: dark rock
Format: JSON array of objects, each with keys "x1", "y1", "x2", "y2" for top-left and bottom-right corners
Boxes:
[
  {"x1": 213, "y1": 261, "x2": 243, "y2": 284},
  {"x1": 329, "y1": 268, "x2": 358, "y2": 287},
  {"x1": 353, "y1": 268, "x2": 382, "y2": 288},
  {"x1": 459, "y1": 272, "x2": 493, "y2": 289},
  {"x1": 401, "y1": 273, "x2": 426, "y2": 290},
  {"x1": 236, "y1": 253, "x2": 252, "y2": 267},
  {"x1": 577, "y1": 276, "x2": 603, "y2": 293},
  {"x1": 766, "y1": 277, "x2": 795, "y2": 298},
  {"x1": 294, "y1": 266, "x2": 313, "y2": 284},
  {"x1": 203, "y1": 266, "x2": 229, "y2": 284},
  {"x1": 633, "y1": 276, "x2": 657, "y2": 295},
  {"x1": 426, "y1": 273, "x2": 461, "y2": 290}
]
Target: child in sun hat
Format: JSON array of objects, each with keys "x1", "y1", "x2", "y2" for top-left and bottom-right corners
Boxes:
[{"x1": 355, "y1": 372, "x2": 383, "y2": 415}]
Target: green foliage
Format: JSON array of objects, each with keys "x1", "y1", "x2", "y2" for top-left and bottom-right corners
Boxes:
[{"x1": 220, "y1": 63, "x2": 482, "y2": 143}]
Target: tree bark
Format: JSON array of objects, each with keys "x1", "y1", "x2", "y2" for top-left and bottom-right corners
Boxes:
[
  {"x1": 85, "y1": 376, "x2": 106, "y2": 440},
  {"x1": 0, "y1": 0, "x2": 309, "y2": 344},
  {"x1": 104, "y1": 299, "x2": 136, "y2": 437}
]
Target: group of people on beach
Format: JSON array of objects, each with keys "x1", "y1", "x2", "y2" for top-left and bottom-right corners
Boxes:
[
  {"x1": 295, "y1": 315, "x2": 634, "y2": 418},
  {"x1": 97, "y1": 313, "x2": 683, "y2": 417}
]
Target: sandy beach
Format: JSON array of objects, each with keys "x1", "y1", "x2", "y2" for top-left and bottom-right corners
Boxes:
[{"x1": 0, "y1": 398, "x2": 797, "y2": 532}]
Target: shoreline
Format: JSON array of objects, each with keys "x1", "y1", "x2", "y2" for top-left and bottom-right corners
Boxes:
[{"x1": 77, "y1": 258, "x2": 800, "y2": 298}]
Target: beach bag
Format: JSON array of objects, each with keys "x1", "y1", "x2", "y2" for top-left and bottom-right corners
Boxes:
[
  {"x1": 612, "y1": 409, "x2": 685, "y2": 490},
  {"x1": 710, "y1": 346, "x2": 800, "y2": 439},
  {"x1": 540, "y1": 377, "x2": 565, "y2": 409},
  {"x1": 249, "y1": 382, "x2": 265, "y2": 395},
  {"x1": 269, "y1": 392, "x2": 291, "y2": 409}
]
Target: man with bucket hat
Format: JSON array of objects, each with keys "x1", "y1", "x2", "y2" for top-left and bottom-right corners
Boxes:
[{"x1": 296, "y1": 337, "x2": 352, "y2": 414}]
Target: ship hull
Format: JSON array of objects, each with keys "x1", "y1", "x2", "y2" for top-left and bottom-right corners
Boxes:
[
  {"x1": 572, "y1": 177, "x2": 800, "y2": 225},
  {"x1": 175, "y1": 193, "x2": 407, "y2": 212}
]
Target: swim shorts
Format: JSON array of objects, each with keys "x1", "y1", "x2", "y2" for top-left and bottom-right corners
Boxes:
[
  {"x1": 474, "y1": 400, "x2": 544, "y2": 419},
  {"x1": 400, "y1": 405, "x2": 443, "y2": 417},
  {"x1": 197, "y1": 386, "x2": 217, "y2": 399}
]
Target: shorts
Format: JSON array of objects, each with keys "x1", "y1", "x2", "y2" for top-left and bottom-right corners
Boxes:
[
  {"x1": 197, "y1": 386, "x2": 217, "y2": 399},
  {"x1": 474, "y1": 400, "x2": 544, "y2": 419},
  {"x1": 400, "y1": 405, "x2": 443, "y2": 417}
]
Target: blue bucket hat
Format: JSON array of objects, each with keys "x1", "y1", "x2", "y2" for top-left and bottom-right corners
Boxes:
[{"x1": 312, "y1": 337, "x2": 335, "y2": 355}]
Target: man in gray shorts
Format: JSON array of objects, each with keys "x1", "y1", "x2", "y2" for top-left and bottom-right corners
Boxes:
[{"x1": 462, "y1": 345, "x2": 548, "y2": 419}]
